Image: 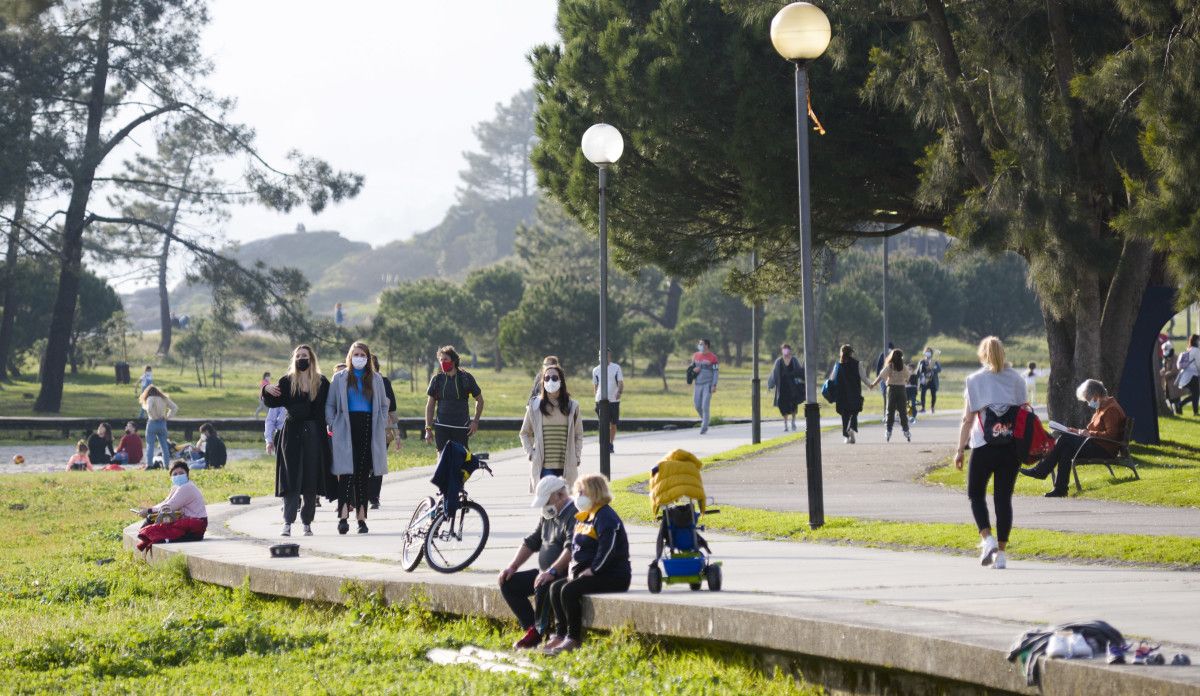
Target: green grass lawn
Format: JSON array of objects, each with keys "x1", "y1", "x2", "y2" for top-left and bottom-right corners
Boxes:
[
  {"x1": 0, "y1": 439, "x2": 814, "y2": 694},
  {"x1": 610, "y1": 419, "x2": 1200, "y2": 568},
  {"x1": 925, "y1": 415, "x2": 1200, "y2": 508}
]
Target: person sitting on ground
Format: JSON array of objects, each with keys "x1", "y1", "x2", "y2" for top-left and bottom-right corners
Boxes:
[
  {"x1": 198, "y1": 423, "x2": 227, "y2": 469},
  {"x1": 499, "y1": 476, "x2": 578, "y2": 650},
  {"x1": 542, "y1": 474, "x2": 631, "y2": 656},
  {"x1": 1020, "y1": 379, "x2": 1127, "y2": 497},
  {"x1": 87, "y1": 423, "x2": 115, "y2": 465},
  {"x1": 66, "y1": 440, "x2": 93, "y2": 471},
  {"x1": 113, "y1": 422, "x2": 143, "y2": 465},
  {"x1": 135, "y1": 460, "x2": 208, "y2": 551}
]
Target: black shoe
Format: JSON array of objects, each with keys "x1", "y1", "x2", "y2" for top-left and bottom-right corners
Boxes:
[
  {"x1": 1021, "y1": 463, "x2": 1051, "y2": 480},
  {"x1": 1044, "y1": 490, "x2": 1068, "y2": 498},
  {"x1": 357, "y1": 520, "x2": 368, "y2": 534},
  {"x1": 370, "y1": 501, "x2": 380, "y2": 510},
  {"x1": 338, "y1": 518, "x2": 349, "y2": 535}
]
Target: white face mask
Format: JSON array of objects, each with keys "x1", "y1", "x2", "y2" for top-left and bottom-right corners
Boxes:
[
  {"x1": 351, "y1": 356, "x2": 368, "y2": 370},
  {"x1": 696, "y1": 343, "x2": 705, "y2": 352},
  {"x1": 541, "y1": 504, "x2": 557, "y2": 520},
  {"x1": 574, "y1": 494, "x2": 592, "y2": 511},
  {"x1": 924, "y1": 351, "x2": 933, "y2": 359},
  {"x1": 544, "y1": 378, "x2": 561, "y2": 394},
  {"x1": 782, "y1": 349, "x2": 791, "y2": 357}
]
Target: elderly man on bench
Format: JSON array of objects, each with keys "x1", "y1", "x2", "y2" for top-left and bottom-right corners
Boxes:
[{"x1": 1020, "y1": 379, "x2": 1127, "y2": 497}]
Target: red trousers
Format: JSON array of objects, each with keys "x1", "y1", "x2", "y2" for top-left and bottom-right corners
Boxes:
[{"x1": 137, "y1": 516, "x2": 208, "y2": 551}]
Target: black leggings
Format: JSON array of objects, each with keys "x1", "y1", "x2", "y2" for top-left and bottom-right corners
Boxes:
[
  {"x1": 840, "y1": 412, "x2": 859, "y2": 437},
  {"x1": 548, "y1": 573, "x2": 630, "y2": 641},
  {"x1": 1031, "y1": 433, "x2": 1111, "y2": 492},
  {"x1": 886, "y1": 385, "x2": 909, "y2": 433},
  {"x1": 967, "y1": 444, "x2": 1019, "y2": 543},
  {"x1": 920, "y1": 384, "x2": 938, "y2": 411},
  {"x1": 499, "y1": 569, "x2": 553, "y2": 633},
  {"x1": 1181, "y1": 376, "x2": 1200, "y2": 415}
]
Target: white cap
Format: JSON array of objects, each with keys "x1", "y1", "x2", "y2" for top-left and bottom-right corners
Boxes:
[{"x1": 530, "y1": 475, "x2": 568, "y2": 508}]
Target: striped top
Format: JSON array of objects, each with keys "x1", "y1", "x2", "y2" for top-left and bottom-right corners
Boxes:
[{"x1": 540, "y1": 403, "x2": 569, "y2": 469}]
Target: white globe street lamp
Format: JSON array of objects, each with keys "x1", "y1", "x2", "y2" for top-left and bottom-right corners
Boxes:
[
  {"x1": 580, "y1": 123, "x2": 624, "y2": 479},
  {"x1": 771, "y1": 2, "x2": 829, "y2": 529}
]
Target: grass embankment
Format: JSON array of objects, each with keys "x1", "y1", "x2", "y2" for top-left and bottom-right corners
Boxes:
[
  {"x1": 925, "y1": 415, "x2": 1200, "y2": 508},
  {"x1": 0, "y1": 441, "x2": 814, "y2": 694},
  {"x1": 612, "y1": 422, "x2": 1200, "y2": 568}
]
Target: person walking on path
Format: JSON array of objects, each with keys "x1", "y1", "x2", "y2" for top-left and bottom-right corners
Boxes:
[
  {"x1": 520, "y1": 364, "x2": 584, "y2": 491},
  {"x1": 368, "y1": 354, "x2": 399, "y2": 510},
  {"x1": 87, "y1": 423, "x2": 115, "y2": 466},
  {"x1": 831, "y1": 344, "x2": 871, "y2": 444},
  {"x1": 1021, "y1": 379, "x2": 1127, "y2": 497},
  {"x1": 1177, "y1": 334, "x2": 1200, "y2": 416},
  {"x1": 499, "y1": 476, "x2": 578, "y2": 650},
  {"x1": 262, "y1": 344, "x2": 331, "y2": 538},
  {"x1": 954, "y1": 336, "x2": 1027, "y2": 570},
  {"x1": 871, "y1": 349, "x2": 912, "y2": 442},
  {"x1": 1024, "y1": 362, "x2": 1046, "y2": 408},
  {"x1": 541, "y1": 474, "x2": 631, "y2": 655},
  {"x1": 424, "y1": 346, "x2": 484, "y2": 452},
  {"x1": 140, "y1": 385, "x2": 177, "y2": 469},
  {"x1": 689, "y1": 339, "x2": 720, "y2": 435},
  {"x1": 254, "y1": 372, "x2": 271, "y2": 418},
  {"x1": 113, "y1": 421, "x2": 143, "y2": 466},
  {"x1": 530, "y1": 356, "x2": 560, "y2": 399},
  {"x1": 326, "y1": 341, "x2": 390, "y2": 535},
  {"x1": 767, "y1": 343, "x2": 803, "y2": 432},
  {"x1": 874, "y1": 342, "x2": 894, "y2": 413},
  {"x1": 916, "y1": 347, "x2": 941, "y2": 413},
  {"x1": 592, "y1": 348, "x2": 623, "y2": 453}
]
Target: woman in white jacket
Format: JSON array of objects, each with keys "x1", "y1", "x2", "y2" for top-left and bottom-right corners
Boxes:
[
  {"x1": 325, "y1": 341, "x2": 390, "y2": 534},
  {"x1": 520, "y1": 364, "x2": 584, "y2": 493}
]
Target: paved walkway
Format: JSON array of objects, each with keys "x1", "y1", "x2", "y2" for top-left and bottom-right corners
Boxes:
[
  {"x1": 128, "y1": 421, "x2": 1200, "y2": 694},
  {"x1": 703, "y1": 413, "x2": 1200, "y2": 537}
]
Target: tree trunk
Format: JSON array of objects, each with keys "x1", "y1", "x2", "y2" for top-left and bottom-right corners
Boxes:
[
  {"x1": 0, "y1": 195, "x2": 25, "y2": 380},
  {"x1": 156, "y1": 234, "x2": 172, "y2": 356},
  {"x1": 662, "y1": 278, "x2": 682, "y2": 330},
  {"x1": 35, "y1": 0, "x2": 113, "y2": 413}
]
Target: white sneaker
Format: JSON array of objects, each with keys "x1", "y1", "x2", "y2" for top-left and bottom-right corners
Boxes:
[
  {"x1": 993, "y1": 551, "x2": 1007, "y2": 569},
  {"x1": 848, "y1": 429, "x2": 857, "y2": 444},
  {"x1": 843, "y1": 436, "x2": 850, "y2": 444},
  {"x1": 979, "y1": 536, "x2": 998, "y2": 566},
  {"x1": 303, "y1": 524, "x2": 313, "y2": 537},
  {"x1": 281, "y1": 523, "x2": 292, "y2": 537}
]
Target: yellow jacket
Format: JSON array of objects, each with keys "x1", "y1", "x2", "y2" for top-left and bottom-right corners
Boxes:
[{"x1": 649, "y1": 449, "x2": 706, "y2": 513}]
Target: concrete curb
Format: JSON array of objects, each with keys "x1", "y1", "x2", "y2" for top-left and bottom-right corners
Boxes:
[{"x1": 125, "y1": 516, "x2": 1200, "y2": 696}]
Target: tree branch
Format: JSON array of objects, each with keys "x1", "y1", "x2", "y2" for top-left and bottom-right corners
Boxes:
[
  {"x1": 923, "y1": 0, "x2": 992, "y2": 186},
  {"x1": 98, "y1": 103, "x2": 184, "y2": 162}
]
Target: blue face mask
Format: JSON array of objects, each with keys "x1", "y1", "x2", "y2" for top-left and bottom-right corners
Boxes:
[
  {"x1": 1087, "y1": 399, "x2": 1100, "y2": 410},
  {"x1": 171, "y1": 474, "x2": 188, "y2": 487}
]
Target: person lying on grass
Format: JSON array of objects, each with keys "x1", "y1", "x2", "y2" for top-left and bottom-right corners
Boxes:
[{"x1": 135, "y1": 460, "x2": 208, "y2": 551}]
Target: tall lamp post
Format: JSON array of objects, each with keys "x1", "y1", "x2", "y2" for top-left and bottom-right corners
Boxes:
[
  {"x1": 581, "y1": 123, "x2": 624, "y2": 480},
  {"x1": 771, "y1": 2, "x2": 830, "y2": 529},
  {"x1": 750, "y1": 248, "x2": 762, "y2": 445}
]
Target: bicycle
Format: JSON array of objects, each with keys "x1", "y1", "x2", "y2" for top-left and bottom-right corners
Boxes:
[{"x1": 401, "y1": 452, "x2": 492, "y2": 573}]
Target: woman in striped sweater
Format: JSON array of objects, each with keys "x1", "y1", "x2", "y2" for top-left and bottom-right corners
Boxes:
[{"x1": 520, "y1": 364, "x2": 584, "y2": 493}]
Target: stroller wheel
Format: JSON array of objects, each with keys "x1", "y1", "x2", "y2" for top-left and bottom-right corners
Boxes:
[
  {"x1": 705, "y1": 564, "x2": 723, "y2": 592},
  {"x1": 647, "y1": 564, "x2": 663, "y2": 594},
  {"x1": 689, "y1": 582, "x2": 702, "y2": 591}
]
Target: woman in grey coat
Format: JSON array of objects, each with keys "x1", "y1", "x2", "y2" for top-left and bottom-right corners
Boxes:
[{"x1": 325, "y1": 341, "x2": 390, "y2": 534}]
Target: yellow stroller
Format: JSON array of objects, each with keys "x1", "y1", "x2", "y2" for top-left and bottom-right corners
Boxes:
[{"x1": 647, "y1": 449, "x2": 722, "y2": 593}]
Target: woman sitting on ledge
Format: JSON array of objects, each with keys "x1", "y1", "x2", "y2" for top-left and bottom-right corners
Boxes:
[
  {"x1": 136, "y1": 460, "x2": 208, "y2": 551},
  {"x1": 1021, "y1": 379, "x2": 1126, "y2": 497}
]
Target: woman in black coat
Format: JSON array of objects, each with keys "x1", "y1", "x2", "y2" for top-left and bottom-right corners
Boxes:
[
  {"x1": 262, "y1": 344, "x2": 331, "y2": 537},
  {"x1": 832, "y1": 344, "x2": 870, "y2": 444},
  {"x1": 767, "y1": 343, "x2": 803, "y2": 432}
]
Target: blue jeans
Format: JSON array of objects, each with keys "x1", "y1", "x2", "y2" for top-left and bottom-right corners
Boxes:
[{"x1": 146, "y1": 419, "x2": 170, "y2": 467}]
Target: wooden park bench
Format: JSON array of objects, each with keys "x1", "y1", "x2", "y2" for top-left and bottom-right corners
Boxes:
[{"x1": 1070, "y1": 417, "x2": 1138, "y2": 492}]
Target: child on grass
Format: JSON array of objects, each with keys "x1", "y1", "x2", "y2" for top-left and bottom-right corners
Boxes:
[{"x1": 66, "y1": 441, "x2": 93, "y2": 472}]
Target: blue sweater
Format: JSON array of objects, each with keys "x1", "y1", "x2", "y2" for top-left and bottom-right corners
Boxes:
[{"x1": 347, "y1": 369, "x2": 372, "y2": 413}]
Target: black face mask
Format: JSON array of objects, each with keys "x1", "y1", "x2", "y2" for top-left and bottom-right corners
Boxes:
[{"x1": 295, "y1": 359, "x2": 310, "y2": 372}]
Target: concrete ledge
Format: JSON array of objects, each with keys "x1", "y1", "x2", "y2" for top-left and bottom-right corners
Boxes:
[{"x1": 124, "y1": 519, "x2": 1200, "y2": 696}]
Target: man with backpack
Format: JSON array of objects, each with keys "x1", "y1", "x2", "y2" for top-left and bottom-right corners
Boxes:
[{"x1": 1020, "y1": 379, "x2": 1127, "y2": 497}]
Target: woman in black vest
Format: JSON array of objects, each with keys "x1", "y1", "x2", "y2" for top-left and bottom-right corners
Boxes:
[
  {"x1": 767, "y1": 343, "x2": 803, "y2": 432},
  {"x1": 832, "y1": 344, "x2": 871, "y2": 444}
]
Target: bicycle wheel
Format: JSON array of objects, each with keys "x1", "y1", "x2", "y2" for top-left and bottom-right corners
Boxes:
[
  {"x1": 401, "y1": 496, "x2": 436, "y2": 572},
  {"x1": 424, "y1": 500, "x2": 490, "y2": 574}
]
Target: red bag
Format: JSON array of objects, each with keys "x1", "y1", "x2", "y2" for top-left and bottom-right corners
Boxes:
[{"x1": 1014, "y1": 405, "x2": 1054, "y2": 464}]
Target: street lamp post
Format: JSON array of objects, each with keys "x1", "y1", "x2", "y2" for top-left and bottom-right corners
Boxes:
[
  {"x1": 581, "y1": 123, "x2": 624, "y2": 480},
  {"x1": 751, "y1": 248, "x2": 762, "y2": 445},
  {"x1": 771, "y1": 1, "x2": 830, "y2": 529}
]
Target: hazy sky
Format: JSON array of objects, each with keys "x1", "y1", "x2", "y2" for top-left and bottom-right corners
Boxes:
[{"x1": 201, "y1": 0, "x2": 558, "y2": 245}]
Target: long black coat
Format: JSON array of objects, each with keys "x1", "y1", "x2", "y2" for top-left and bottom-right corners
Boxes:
[
  {"x1": 833, "y1": 358, "x2": 865, "y2": 416},
  {"x1": 262, "y1": 374, "x2": 332, "y2": 497}
]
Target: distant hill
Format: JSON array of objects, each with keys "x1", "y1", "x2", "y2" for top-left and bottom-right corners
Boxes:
[{"x1": 121, "y1": 195, "x2": 537, "y2": 330}]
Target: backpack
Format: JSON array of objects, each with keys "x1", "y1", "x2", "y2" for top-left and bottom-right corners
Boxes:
[
  {"x1": 821, "y1": 364, "x2": 838, "y2": 404},
  {"x1": 978, "y1": 406, "x2": 1017, "y2": 445},
  {"x1": 978, "y1": 404, "x2": 1054, "y2": 463}
]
